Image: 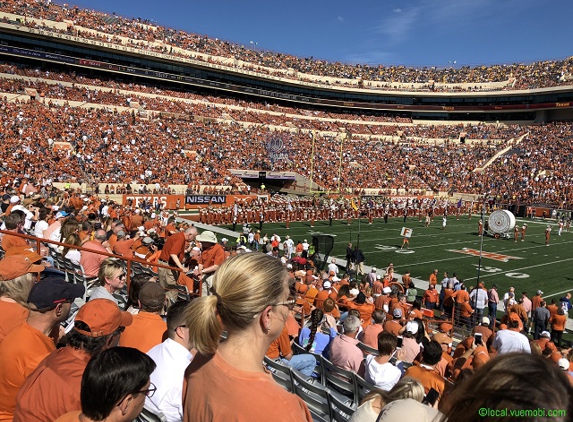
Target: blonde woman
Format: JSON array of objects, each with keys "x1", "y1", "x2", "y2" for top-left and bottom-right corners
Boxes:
[
  {"x1": 183, "y1": 253, "x2": 312, "y2": 422},
  {"x1": 89, "y1": 258, "x2": 126, "y2": 306}
]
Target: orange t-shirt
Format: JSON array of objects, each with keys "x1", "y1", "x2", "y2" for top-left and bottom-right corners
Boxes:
[
  {"x1": 118, "y1": 312, "x2": 167, "y2": 353},
  {"x1": 1, "y1": 233, "x2": 28, "y2": 254},
  {"x1": 347, "y1": 302, "x2": 375, "y2": 328},
  {"x1": 199, "y1": 243, "x2": 226, "y2": 271},
  {"x1": 314, "y1": 290, "x2": 329, "y2": 310},
  {"x1": 452, "y1": 290, "x2": 470, "y2": 304},
  {"x1": 112, "y1": 238, "x2": 135, "y2": 257},
  {"x1": 551, "y1": 314, "x2": 567, "y2": 331},
  {"x1": 404, "y1": 364, "x2": 445, "y2": 396},
  {"x1": 0, "y1": 322, "x2": 56, "y2": 420},
  {"x1": 266, "y1": 326, "x2": 292, "y2": 359},
  {"x1": 183, "y1": 351, "x2": 312, "y2": 422},
  {"x1": 0, "y1": 300, "x2": 28, "y2": 344}
]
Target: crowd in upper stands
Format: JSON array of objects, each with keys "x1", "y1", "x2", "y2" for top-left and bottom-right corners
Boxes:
[
  {"x1": 1, "y1": 81, "x2": 572, "y2": 205},
  {"x1": 1, "y1": 0, "x2": 572, "y2": 92}
]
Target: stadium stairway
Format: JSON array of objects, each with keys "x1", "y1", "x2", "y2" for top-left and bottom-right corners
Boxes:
[{"x1": 176, "y1": 219, "x2": 241, "y2": 242}]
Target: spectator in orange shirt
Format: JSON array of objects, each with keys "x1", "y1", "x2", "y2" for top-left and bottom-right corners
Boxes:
[
  {"x1": 347, "y1": 292, "x2": 375, "y2": 328},
  {"x1": 0, "y1": 253, "x2": 45, "y2": 343},
  {"x1": 429, "y1": 269, "x2": 438, "y2": 287},
  {"x1": 112, "y1": 230, "x2": 140, "y2": 257},
  {"x1": 360, "y1": 310, "x2": 385, "y2": 349},
  {"x1": 14, "y1": 299, "x2": 133, "y2": 422},
  {"x1": 119, "y1": 283, "x2": 167, "y2": 353},
  {"x1": 0, "y1": 276, "x2": 84, "y2": 421},
  {"x1": 196, "y1": 231, "x2": 226, "y2": 297},
  {"x1": 423, "y1": 284, "x2": 439, "y2": 310},
  {"x1": 404, "y1": 340, "x2": 446, "y2": 396},
  {"x1": 550, "y1": 308, "x2": 567, "y2": 348},
  {"x1": 183, "y1": 253, "x2": 312, "y2": 422},
  {"x1": 55, "y1": 347, "x2": 156, "y2": 422},
  {"x1": 1, "y1": 213, "x2": 29, "y2": 254}
]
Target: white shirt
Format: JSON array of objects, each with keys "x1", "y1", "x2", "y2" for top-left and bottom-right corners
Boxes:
[
  {"x1": 65, "y1": 249, "x2": 81, "y2": 265},
  {"x1": 328, "y1": 262, "x2": 339, "y2": 275},
  {"x1": 364, "y1": 354, "x2": 401, "y2": 391},
  {"x1": 33, "y1": 220, "x2": 49, "y2": 238},
  {"x1": 146, "y1": 338, "x2": 193, "y2": 422},
  {"x1": 491, "y1": 329, "x2": 531, "y2": 354},
  {"x1": 470, "y1": 288, "x2": 488, "y2": 310}
]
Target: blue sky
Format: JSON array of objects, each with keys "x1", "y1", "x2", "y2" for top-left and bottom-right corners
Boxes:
[{"x1": 61, "y1": 0, "x2": 572, "y2": 67}]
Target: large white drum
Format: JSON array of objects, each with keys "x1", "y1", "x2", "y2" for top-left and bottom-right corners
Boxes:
[{"x1": 489, "y1": 210, "x2": 516, "y2": 234}]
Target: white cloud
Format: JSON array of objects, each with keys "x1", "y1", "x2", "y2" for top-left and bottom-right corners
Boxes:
[
  {"x1": 393, "y1": 8, "x2": 402, "y2": 13},
  {"x1": 337, "y1": 15, "x2": 344, "y2": 22}
]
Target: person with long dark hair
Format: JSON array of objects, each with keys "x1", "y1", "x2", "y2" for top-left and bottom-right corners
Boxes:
[{"x1": 298, "y1": 308, "x2": 337, "y2": 357}]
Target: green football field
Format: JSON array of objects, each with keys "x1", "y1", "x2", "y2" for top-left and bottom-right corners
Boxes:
[{"x1": 223, "y1": 215, "x2": 573, "y2": 306}]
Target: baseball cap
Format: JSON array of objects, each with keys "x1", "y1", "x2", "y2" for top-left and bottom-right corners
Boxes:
[
  {"x1": 383, "y1": 286, "x2": 392, "y2": 294},
  {"x1": 482, "y1": 316, "x2": 490, "y2": 325},
  {"x1": 27, "y1": 276, "x2": 85, "y2": 309},
  {"x1": 139, "y1": 282, "x2": 166, "y2": 308},
  {"x1": 323, "y1": 281, "x2": 332, "y2": 289},
  {"x1": 142, "y1": 237, "x2": 154, "y2": 245},
  {"x1": 377, "y1": 399, "x2": 443, "y2": 422},
  {"x1": 558, "y1": 358, "x2": 570, "y2": 371},
  {"x1": 9, "y1": 195, "x2": 20, "y2": 204},
  {"x1": 536, "y1": 290, "x2": 543, "y2": 295},
  {"x1": 0, "y1": 254, "x2": 45, "y2": 280},
  {"x1": 196, "y1": 231, "x2": 217, "y2": 244},
  {"x1": 440, "y1": 322, "x2": 453, "y2": 332},
  {"x1": 74, "y1": 299, "x2": 133, "y2": 337},
  {"x1": 393, "y1": 308, "x2": 403, "y2": 318},
  {"x1": 405, "y1": 320, "x2": 419, "y2": 334},
  {"x1": 55, "y1": 211, "x2": 69, "y2": 219},
  {"x1": 540, "y1": 331, "x2": 551, "y2": 338}
]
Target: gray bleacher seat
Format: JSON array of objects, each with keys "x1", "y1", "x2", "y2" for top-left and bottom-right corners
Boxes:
[
  {"x1": 290, "y1": 368, "x2": 330, "y2": 422},
  {"x1": 264, "y1": 356, "x2": 294, "y2": 392},
  {"x1": 320, "y1": 356, "x2": 358, "y2": 407},
  {"x1": 328, "y1": 390, "x2": 355, "y2": 422}
]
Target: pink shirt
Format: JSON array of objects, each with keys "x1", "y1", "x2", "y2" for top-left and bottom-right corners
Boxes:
[
  {"x1": 79, "y1": 240, "x2": 108, "y2": 277},
  {"x1": 360, "y1": 324, "x2": 383, "y2": 350},
  {"x1": 329, "y1": 335, "x2": 364, "y2": 377}
]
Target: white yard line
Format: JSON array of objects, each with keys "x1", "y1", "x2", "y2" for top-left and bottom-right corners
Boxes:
[{"x1": 465, "y1": 257, "x2": 573, "y2": 281}]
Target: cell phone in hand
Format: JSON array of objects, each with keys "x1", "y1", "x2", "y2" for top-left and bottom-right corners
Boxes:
[
  {"x1": 396, "y1": 336, "x2": 403, "y2": 348},
  {"x1": 422, "y1": 388, "x2": 440, "y2": 406},
  {"x1": 475, "y1": 333, "x2": 483, "y2": 345}
]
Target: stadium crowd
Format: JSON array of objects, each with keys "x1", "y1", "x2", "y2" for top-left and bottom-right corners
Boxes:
[
  {"x1": 1, "y1": 86, "x2": 572, "y2": 205},
  {"x1": 0, "y1": 0, "x2": 572, "y2": 92},
  {"x1": 0, "y1": 197, "x2": 572, "y2": 421}
]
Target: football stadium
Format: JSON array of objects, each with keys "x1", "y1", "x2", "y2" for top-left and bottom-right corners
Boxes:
[{"x1": 0, "y1": 1, "x2": 572, "y2": 421}]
